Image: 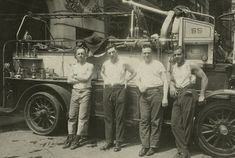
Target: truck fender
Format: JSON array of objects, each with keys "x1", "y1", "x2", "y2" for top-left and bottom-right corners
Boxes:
[
  {"x1": 205, "y1": 89, "x2": 235, "y2": 100},
  {"x1": 160, "y1": 10, "x2": 175, "y2": 45},
  {"x1": 17, "y1": 83, "x2": 71, "y2": 112}
]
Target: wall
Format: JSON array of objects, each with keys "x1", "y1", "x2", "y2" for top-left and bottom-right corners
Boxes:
[{"x1": 46, "y1": 0, "x2": 105, "y2": 43}]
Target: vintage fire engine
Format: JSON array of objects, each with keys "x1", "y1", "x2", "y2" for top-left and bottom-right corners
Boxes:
[{"x1": 1, "y1": 0, "x2": 235, "y2": 157}]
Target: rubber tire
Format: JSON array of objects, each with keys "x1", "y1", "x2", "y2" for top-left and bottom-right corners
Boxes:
[
  {"x1": 24, "y1": 92, "x2": 62, "y2": 136},
  {"x1": 195, "y1": 101, "x2": 235, "y2": 158}
]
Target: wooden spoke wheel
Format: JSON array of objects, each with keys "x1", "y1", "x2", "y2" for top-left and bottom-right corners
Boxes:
[
  {"x1": 24, "y1": 92, "x2": 62, "y2": 135},
  {"x1": 195, "y1": 101, "x2": 235, "y2": 157}
]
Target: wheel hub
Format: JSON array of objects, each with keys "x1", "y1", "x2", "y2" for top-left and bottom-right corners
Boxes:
[
  {"x1": 219, "y1": 124, "x2": 229, "y2": 135},
  {"x1": 37, "y1": 109, "x2": 47, "y2": 116}
]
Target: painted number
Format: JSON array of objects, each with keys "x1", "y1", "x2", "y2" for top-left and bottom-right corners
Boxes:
[{"x1": 191, "y1": 28, "x2": 203, "y2": 34}]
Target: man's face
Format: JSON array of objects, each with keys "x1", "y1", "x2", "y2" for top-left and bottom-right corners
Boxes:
[
  {"x1": 173, "y1": 49, "x2": 184, "y2": 65},
  {"x1": 141, "y1": 47, "x2": 152, "y2": 63},
  {"x1": 75, "y1": 48, "x2": 86, "y2": 62},
  {"x1": 107, "y1": 47, "x2": 118, "y2": 61}
]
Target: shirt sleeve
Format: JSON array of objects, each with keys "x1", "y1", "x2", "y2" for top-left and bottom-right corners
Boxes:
[{"x1": 156, "y1": 61, "x2": 166, "y2": 73}]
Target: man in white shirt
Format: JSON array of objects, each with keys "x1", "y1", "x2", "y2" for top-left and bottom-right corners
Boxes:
[
  {"x1": 63, "y1": 47, "x2": 94, "y2": 150},
  {"x1": 168, "y1": 46, "x2": 208, "y2": 158},
  {"x1": 137, "y1": 46, "x2": 168, "y2": 157},
  {"x1": 100, "y1": 44, "x2": 136, "y2": 152}
]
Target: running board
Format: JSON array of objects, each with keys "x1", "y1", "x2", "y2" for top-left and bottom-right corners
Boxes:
[{"x1": 0, "y1": 107, "x2": 16, "y2": 113}]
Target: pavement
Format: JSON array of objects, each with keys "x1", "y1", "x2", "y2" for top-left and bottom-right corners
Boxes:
[{"x1": 0, "y1": 112, "x2": 212, "y2": 158}]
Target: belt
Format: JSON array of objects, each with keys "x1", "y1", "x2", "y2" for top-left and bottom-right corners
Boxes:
[
  {"x1": 104, "y1": 84, "x2": 125, "y2": 88},
  {"x1": 176, "y1": 84, "x2": 194, "y2": 95},
  {"x1": 146, "y1": 86, "x2": 163, "y2": 91}
]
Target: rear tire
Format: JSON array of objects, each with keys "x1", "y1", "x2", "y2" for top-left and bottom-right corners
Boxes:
[
  {"x1": 195, "y1": 101, "x2": 235, "y2": 157},
  {"x1": 24, "y1": 92, "x2": 62, "y2": 135}
]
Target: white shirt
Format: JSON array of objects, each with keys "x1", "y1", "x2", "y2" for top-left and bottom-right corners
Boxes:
[
  {"x1": 102, "y1": 59, "x2": 126, "y2": 85},
  {"x1": 67, "y1": 62, "x2": 94, "y2": 89},
  {"x1": 172, "y1": 61, "x2": 196, "y2": 88},
  {"x1": 137, "y1": 60, "x2": 166, "y2": 88}
]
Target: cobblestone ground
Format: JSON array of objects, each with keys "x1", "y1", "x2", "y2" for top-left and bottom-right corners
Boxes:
[{"x1": 0, "y1": 113, "x2": 212, "y2": 158}]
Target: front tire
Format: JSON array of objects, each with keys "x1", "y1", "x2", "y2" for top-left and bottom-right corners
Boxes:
[
  {"x1": 24, "y1": 92, "x2": 62, "y2": 135},
  {"x1": 195, "y1": 101, "x2": 235, "y2": 157}
]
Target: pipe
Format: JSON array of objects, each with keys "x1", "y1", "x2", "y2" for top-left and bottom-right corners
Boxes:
[
  {"x1": 122, "y1": 0, "x2": 215, "y2": 24},
  {"x1": 130, "y1": 10, "x2": 134, "y2": 37},
  {"x1": 16, "y1": 15, "x2": 29, "y2": 40},
  {"x1": 122, "y1": 0, "x2": 168, "y2": 16},
  {"x1": 186, "y1": 10, "x2": 214, "y2": 24}
]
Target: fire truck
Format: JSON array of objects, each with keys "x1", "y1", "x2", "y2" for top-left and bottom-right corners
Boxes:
[{"x1": 1, "y1": 0, "x2": 235, "y2": 157}]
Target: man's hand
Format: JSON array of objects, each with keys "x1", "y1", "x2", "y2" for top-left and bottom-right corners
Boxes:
[
  {"x1": 198, "y1": 94, "x2": 206, "y2": 106},
  {"x1": 139, "y1": 86, "x2": 147, "y2": 93},
  {"x1": 73, "y1": 74, "x2": 78, "y2": 79},
  {"x1": 124, "y1": 80, "x2": 128, "y2": 89},
  {"x1": 170, "y1": 85, "x2": 178, "y2": 98},
  {"x1": 199, "y1": 95, "x2": 205, "y2": 102},
  {"x1": 162, "y1": 97, "x2": 168, "y2": 107}
]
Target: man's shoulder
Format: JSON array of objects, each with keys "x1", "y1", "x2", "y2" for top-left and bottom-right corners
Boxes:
[
  {"x1": 153, "y1": 60, "x2": 165, "y2": 67},
  {"x1": 86, "y1": 62, "x2": 94, "y2": 68},
  {"x1": 102, "y1": 59, "x2": 110, "y2": 66},
  {"x1": 185, "y1": 61, "x2": 199, "y2": 69},
  {"x1": 71, "y1": 63, "x2": 78, "y2": 68}
]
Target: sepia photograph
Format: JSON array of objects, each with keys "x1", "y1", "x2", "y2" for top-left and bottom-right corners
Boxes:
[{"x1": 0, "y1": 0, "x2": 235, "y2": 158}]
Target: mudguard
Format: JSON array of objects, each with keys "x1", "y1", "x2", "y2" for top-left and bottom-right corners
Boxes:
[
  {"x1": 205, "y1": 89, "x2": 235, "y2": 99},
  {"x1": 16, "y1": 83, "x2": 71, "y2": 112}
]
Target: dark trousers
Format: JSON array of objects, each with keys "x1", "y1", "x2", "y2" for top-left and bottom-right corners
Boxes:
[
  {"x1": 171, "y1": 88, "x2": 198, "y2": 155},
  {"x1": 139, "y1": 86, "x2": 163, "y2": 148},
  {"x1": 103, "y1": 85, "x2": 126, "y2": 144}
]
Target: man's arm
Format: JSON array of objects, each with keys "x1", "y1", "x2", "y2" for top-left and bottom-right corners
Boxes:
[
  {"x1": 74, "y1": 64, "x2": 94, "y2": 82},
  {"x1": 67, "y1": 66, "x2": 78, "y2": 84},
  {"x1": 160, "y1": 71, "x2": 169, "y2": 107},
  {"x1": 167, "y1": 62, "x2": 178, "y2": 97},
  {"x1": 100, "y1": 64, "x2": 108, "y2": 81},
  {"x1": 124, "y1": 63, "x2": 137, "y2": 82},
  {"x1": 190, "y1": 63, "x2": 208, "y2": 101}
]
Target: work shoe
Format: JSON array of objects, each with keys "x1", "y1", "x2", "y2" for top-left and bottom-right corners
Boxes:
[
  {"x1": 62, "y1": 134, "x2": 74, "y2": 149},
  {"x1": 173, "y1": 151, "x2": 190, "y2": 158},
  {"x1": 173, "y1": 152, "x2": 182, "y2": 158},
  {"x1": 100, "y1": 142, "x2": 114, "y2": 151},
  {"x1": 181, "y1": 151, "x2": 190, "y2": 158},
  {"x1": 70, "y1": 135, "x2": 81, "y2": 150},
  {"x1": 113, "y1": 142, "x2": 121, "y2": 152},
  {"x1": 146, "y1": 147, "x2": 157, "y2": 156},
  {"x1": 78, "y1": 136, "x2": 88, "y2": 146},
  {"x1": 139, "y1": 147, "x2": 149, "y2": 157}
]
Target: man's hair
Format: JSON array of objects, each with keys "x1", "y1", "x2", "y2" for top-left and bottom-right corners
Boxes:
[
  {"x1": 174, "y1": 46, "x2": 183, "y2": 53},
  {"x1": 142, "y1": 46, "x2": 152, "y2": 53},
  {"x1": 74, "y1": 46, "x2": 87, "y2": 57}
]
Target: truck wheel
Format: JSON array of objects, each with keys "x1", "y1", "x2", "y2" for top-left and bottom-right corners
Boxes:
[
  {"x1": 195, "y1": 101, "x2": 235, "y2": 157},
  {"x1": 24, "y1": 92, "x2": 62, "y2": 135}
]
